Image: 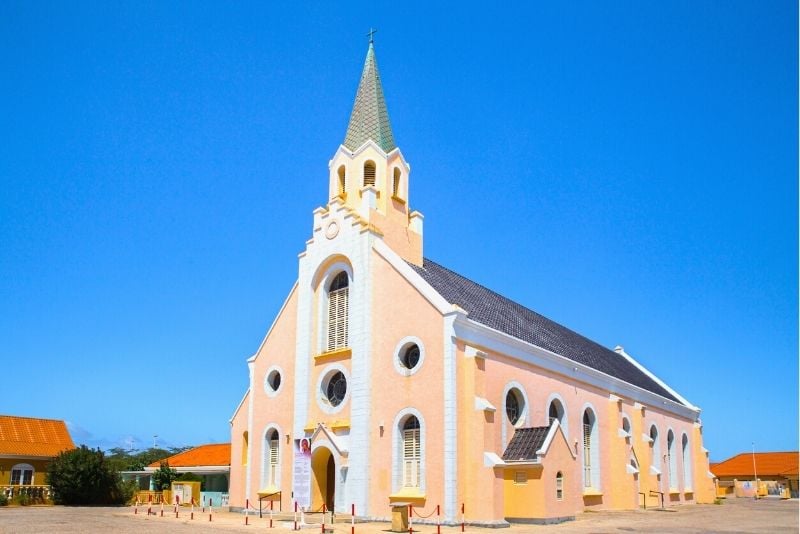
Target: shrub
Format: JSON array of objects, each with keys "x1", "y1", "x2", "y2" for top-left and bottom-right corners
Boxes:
[
  {"x1": 151, "y1": 462, "x2": 178, "y2": 491},
  {"x1": 0, "y1": 493, "x2": 8, "y2": 506},
  {"x1": 47, "y1": 445, "x2": 126, "y2": 505}
]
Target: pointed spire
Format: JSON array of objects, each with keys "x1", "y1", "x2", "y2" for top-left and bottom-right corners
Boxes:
[{"x1": 343, "y1": 40, "x2": 396, "y2": 153}]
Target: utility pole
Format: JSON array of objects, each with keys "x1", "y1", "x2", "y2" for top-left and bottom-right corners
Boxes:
[{"x1": 153, "y1": 434, "x2": 158, "y2": 449}]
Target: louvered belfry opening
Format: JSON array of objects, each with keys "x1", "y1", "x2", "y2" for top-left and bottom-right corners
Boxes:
[
  {"x1": 327, "y1": 272, "x2": 349, "y2": 351},
  {"x1": 363, "y1": 161, "x2": 376, "y2": 187},
  {"x1": 393, "y1": 167, "x2": 401, "y2": 197},
  {"x1": 337, "y1": 165, "x2": 346, "y2": 196},
  {"x1": 402, "y1": 416, "x2": 421, "y2": 488}
]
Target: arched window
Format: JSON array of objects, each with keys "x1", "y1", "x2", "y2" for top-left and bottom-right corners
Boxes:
[
  {"x1": 326, "y1": 272, "x2": 349, "y2": 351},
  {"x1": 363, "y1": 161, "x2": 376, "y2": 187},
  {"x1": 393, "y1": 167, "x2": 401, "y2": 197},
  {"x1": 650, "y1": 425, "x2": 661, "y2": 474},
  {"x1": 667, "y1": 430, "x2": 677, "y2": 489},
  {"x1": 506, "y1": 389, "x2": 524, "y2": 425},
  {"x1": 556, "y1": 471, "x2": 564, "y2": 500},
  {"x1": 582, "y1": 408, "x2": 600, "y2": 489},
  {"x1": 622, "y1": 416, "x2": 632, "y2": 444},
  {"x1": 263, "y1": 429, "x2": 280, "y2": 487},
  {"x1": 548, "y1": 398, "x2": 565, "y2": 427},
  {"x1": 682, "y1": 433, "x2": 693, "y2": 490},
  {"x1": 242, "y1": 431, "x2": 249, "y2": 466},
  {"x1": 324, "y1": 371, "x2": 347, "y2": 407},
  {"x1": 10, "y1": 463, "x2": 34, "y2": 486},
  {"x1": 337, "y1": 165, "x2": 346, "y2": 196},
  {"x1": 402, "y1": 416, "x2": 421, "y2": 488}
]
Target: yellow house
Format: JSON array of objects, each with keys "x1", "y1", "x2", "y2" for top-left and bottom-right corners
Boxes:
[{"x1": 0, "y1": 415, "x2": 75, "y2": 502}]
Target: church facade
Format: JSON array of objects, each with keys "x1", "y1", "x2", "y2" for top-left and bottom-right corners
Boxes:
[{"x1": 228, "y1": 41, "x2": 716, "y2": 524}]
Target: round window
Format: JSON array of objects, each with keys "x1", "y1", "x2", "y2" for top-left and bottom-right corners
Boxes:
[
  {"x1": 506, "y1": 389, "x2": 523, "y2": 425},
  {"x1": 400, "y1": 344, "x2": 420, "y2": 370},
  {"x1": 325, "y1": 371, "x2": 347, "y2": 407},
  {"x1": 264, "y1": 366, "x2": 284, "y2": 396}
]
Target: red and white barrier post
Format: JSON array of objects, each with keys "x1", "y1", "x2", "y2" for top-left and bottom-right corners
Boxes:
[
  {"x1": 191, "y1": 498, "x2": 194, "y2": 520},
  {"x1": 461, "y1": 503, "x2": 465, "y2": 532},
  {"x1": 408, "y1": 504, "x2": 413, "y2": 534},
  {"x1": 321, "y1": 503, "x2": 327, "y2": 534},
  {"x1": 351, "y1": 503, "x2": 355, "y2": 534},
  {"x1": 175, "y1": 495, "x2": 180, "y2": 518},
  {"x1": 437, "y1": 504, "x2": 441, "y2": 534},
  {"x1": 160, "y1": 501, "x2": 164, "y2": 517},
  {"x1": 269, "y1": 499, "x2": 274, "y2": 528},
  {"x1": 209, "y1": 497, "x2": 213, "y2": 522},
  {"x1": 294, "y1": 501, "x2": 298, "y2": 531}
]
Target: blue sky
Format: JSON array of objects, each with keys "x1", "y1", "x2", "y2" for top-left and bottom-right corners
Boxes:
[{"x1": 1, "y1": 2, "x2": 796, "y2": 461}]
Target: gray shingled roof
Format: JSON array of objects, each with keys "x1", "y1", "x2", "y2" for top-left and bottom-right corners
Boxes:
[
  {"x1": 408, "y1": 258, "x2": 679, "y2": 403},
  {"x1": 503, "y1": 427, "x2": 551, "y2": 462},
  {"x1": 343, "y1": 42, "x2": 396, "y2": 153}
]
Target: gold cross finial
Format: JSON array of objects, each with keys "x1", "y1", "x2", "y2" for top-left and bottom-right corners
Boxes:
[{"x1": 367, "y1": 28, "x2": 377, "y2": 44}]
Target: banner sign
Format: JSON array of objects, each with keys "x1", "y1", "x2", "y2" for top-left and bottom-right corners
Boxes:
[{"x1": 292, "y1": 437, "x2": 312, "y2": 508}]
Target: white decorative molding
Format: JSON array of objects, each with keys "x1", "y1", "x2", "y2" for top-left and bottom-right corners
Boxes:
[{"x1": 474, "y1": 397, "x2": 497, "y2": 412}]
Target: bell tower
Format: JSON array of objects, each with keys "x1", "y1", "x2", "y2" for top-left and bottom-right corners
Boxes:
[{"x1": 327, "y1": 38, "x2": 424, "y2": 265}]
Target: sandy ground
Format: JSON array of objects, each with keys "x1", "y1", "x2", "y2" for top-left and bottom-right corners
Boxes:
[{"x1": 0, "y1": 498, "x2": 796, "y2": 534}]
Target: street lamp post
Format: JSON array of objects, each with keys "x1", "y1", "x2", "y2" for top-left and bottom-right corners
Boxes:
[{"x1": 751, "y1": 442, "x2": 758, "y2": 500}]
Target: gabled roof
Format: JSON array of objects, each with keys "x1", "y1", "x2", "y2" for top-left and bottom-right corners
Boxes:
[
  {"x1": 0, "y1": 415, "x2": 75, "y2": 457},
  {"x1": 409, "y1": 258, "x2": 679, "y2": 402},
  {"x1": 711, "y1": 452, "x2": 798, "y2": 478},
  {"x1": 503, "y1": 427, "x2": 550, "y2": 462},
  {"x1": 148, "y1": 443, "x2": 231, "y2": 468},
  {"x1": 343, "y1": 42, "x2": 396, "y2": 153}
]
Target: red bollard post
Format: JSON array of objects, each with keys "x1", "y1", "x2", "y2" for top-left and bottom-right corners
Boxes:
[
  {"x1": 322, "y1": 503, "x2": 327, "y2": 534},
  {"x1": 294, "y1": 501, "x2": 298, "y2": 531},
  {"x1": 209, "y1": 498, "x2": 213, "y2": 522},
  {"x1": 461, "y1": 503, "x2": 465, "y2": 533},
  {"x1": 351, "y1": 503, "x2": 355, "y2": 534},
  {"x1": 245, "y1": 498, "x2": 250, "y2": 525},
  {"x1": 270, "y1": 499, "x2": 274, "y2": 528},
  {"x1": 409, "y1": 504, "x2": 413, "y2": 534},
  {"x1": 437, "y1": 505, "x2": 441, "y2": 534}
]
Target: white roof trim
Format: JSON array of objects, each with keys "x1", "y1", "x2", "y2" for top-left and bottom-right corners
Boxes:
[
  {"x1": 372, "y1": 241, "x2": 452, "y2": 314},
  {"x1": 252, "y1": 282, "x2": 299, "y2": 358},
  {"x1": 310, "y1": 424, "x2": 349, "y2": 457},
  {"x1": 229, "y1": 388, "x2": 250, "y2": 423},
  {"x1": 615, "y1": 346, "x2": 698, "y2": 411},
  {"x1": 452, "y1": 316, "x2": 699, "y2": 421}
]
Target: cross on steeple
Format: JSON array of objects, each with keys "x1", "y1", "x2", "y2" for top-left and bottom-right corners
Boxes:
[{"x1": 367, "y1": 28, "x2": 377, "y2": 44}]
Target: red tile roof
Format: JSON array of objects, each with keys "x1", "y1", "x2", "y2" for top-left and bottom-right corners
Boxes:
[
  {"x1": 149, "y1": 443, "x2": 231, "y2": 468},
  {"x1": 0, "y1": 415, "x2": 75, "y2": 457},
  {"x1": 711, "y1": 452, "x2": 798, "y2": 478}
]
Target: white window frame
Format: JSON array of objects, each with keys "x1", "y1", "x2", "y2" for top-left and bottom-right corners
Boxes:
[
  {"x1": 392, "y1": 408, "x2": 426, "y2": 493},
  {"x1": 260, "y1": 425, "x2": 282, "y2": 489},
  {"x1": 581, "y1": 404, "x2": 601, "y2": 490},
  {"x1": 681, "y1": 433, "x2": 693, "y2": 491},
  {"x1": 10, "y1": 463, "x2": 34, "y2": 486},
  {"x1": 545, "y1": 393, "x2": 569, "y2": 438}
]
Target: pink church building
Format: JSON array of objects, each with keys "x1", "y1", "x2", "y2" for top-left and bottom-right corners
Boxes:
[{"x1": 229, "y1": 40, "x2": 716, "y2": 525}]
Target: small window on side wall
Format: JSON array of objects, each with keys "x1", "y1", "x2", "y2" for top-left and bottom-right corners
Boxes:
[
  {"x1": 393, "y1": 167, "x2": 401, "y2": 198},
  {"x1": 363, "y1": 161, "x2": 376, "y2": 187},
  {"x1": 556, "y1": 471, "x2": 564, "y2": 500}
]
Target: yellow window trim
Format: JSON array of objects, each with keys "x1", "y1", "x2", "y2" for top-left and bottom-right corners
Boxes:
[
  {"x1": 330, "y1": 420, "x2": 350, "y2": 430},
  {"x1": 389, "y1": 488, "x2": 426, "y2": 506},
  {"x1": 582, "y1": 488, "x2": 603, "y2": 496},
  {"x1": 315, "y1": 347, "x2": 352, "y2": 363}
]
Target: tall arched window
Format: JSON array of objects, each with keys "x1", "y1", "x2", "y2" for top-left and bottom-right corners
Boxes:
[
  {"x1": 583, "y1": 410, "x2": 595, "y2": 488},
  {"x1": 263, "y1": 429, "x2": 280, "y2": 487},
  {"x1": 548, "y1": 399, "x2": 565, "y2": 427},
  {"x1": 242, "y1": 431, "x2": 249, "y2": 466},
  {"x1": 402, "y1": 416, "x2": 421, "y2": 488},
  {"x1": 392, "y1": 167, "x2": 401, "y2": 197},
  {"x1": 337, "y1": 165, "x2": 346, "y2": 196},
  {"x1": 667, "y1": 430, "x2": 677, "y2": 489},
  {"x1": 682, "y1": 433, "x2": 693, "y2": 490},
  {"x1": 506, "y1": 389, "x2": 522, "y2": 425},
  {"x1": 327, "y1": 272, "x2": 349, "y2": 351},
  {"x1": 650, "y1": 425, "x2": 661, "y2": 474},
  {"x1": 363, "y1": 161, "x2": 376, "y2": 187}
]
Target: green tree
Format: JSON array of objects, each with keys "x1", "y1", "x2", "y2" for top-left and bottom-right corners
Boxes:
[
  {"x1": 151, "y1": 461, "x2": 178, "y2": 490},
  {"x1": 46, "y1": 445, "x2": 127, "y2": 505}
]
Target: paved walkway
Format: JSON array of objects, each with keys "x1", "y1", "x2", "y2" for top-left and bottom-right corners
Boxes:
[{"x1": 0, "y1": 498, "x2": 796, "y2": 533}]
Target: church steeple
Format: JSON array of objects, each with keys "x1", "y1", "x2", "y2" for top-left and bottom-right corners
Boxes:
[
  {"x1": 343, "y1": 40, "x2": 396, "y2": 153},
  {"x1": 326, "y1": 34, "x2": 423, "y2": 266}
]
